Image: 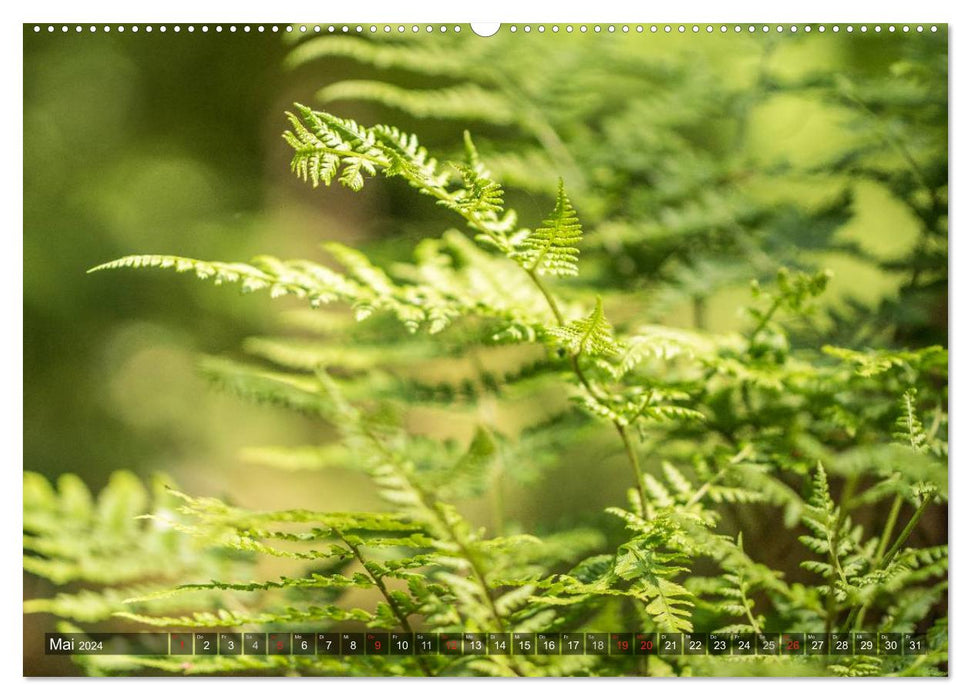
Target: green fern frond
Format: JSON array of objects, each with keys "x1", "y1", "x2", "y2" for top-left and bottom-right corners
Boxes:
[
  {"x1": 798, "y1": 463, "x2": 867, "y2": 602},
  {"x1": 614, "y1": 536, "x2": 694, "y2": 633},
  {"x1": 827, "y1": 656, "x2": 884, "y2": 677},
  {"x1": 894, "y1": 388, "x2": 929, "y2": 454},
  {"x1": 282, "y1": 107, "x2": 385, "y2": 190},
  {"x1": 452, "y1": 163, "x2": 506, "y2": 221},
  {"x1": 88, "y1": 253, "x2": 360, "y2": 307},
  {"x1": 574, "y1": 386, "x2": 704, "y2": 427},
  {"x1": 512, "y1": 180, "x2": 584, "y2": 276},
  {"x1": 547, "y1": 297, "x2": 620, "y2": 358}
]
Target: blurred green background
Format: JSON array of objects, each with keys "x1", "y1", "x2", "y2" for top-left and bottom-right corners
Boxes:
[
  {"x1": 23, "y1": 23, "x2": 946, "y2": 529},
  {"x1": 25, "y1": 28, "x2": 354, "y2": 511}
]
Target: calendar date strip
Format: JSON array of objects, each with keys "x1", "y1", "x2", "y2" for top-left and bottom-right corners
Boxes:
[{"x1": 45, "y1": 631, "x2": 930, "y2": 656}]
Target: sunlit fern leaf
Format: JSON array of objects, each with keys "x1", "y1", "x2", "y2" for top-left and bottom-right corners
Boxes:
[
  {"x1": 614, "y1": 536, "x2": 694, "y2": 633},
  {"x1": 894, "y1": 388, "x2": 929, "y2": 454},
  {"x1": 90, "y1": 248, "x2": 483, "y2": 335},
  {"x1": 798, "y1": 463, "x2": 867, "y2": 602},
  {"x1": 547, "y1": 297, "x2": 620, "y2": 358},
  {"x1": 371, "y1": 123, "x2": 449, "y2": 188},
  {"x1": 452, "y1": 162, "x2": 506, "y2": 220},
  {"x1": 88, "y1": 253, "x2": 361, "y2": 306},
  {"x1": 512, "y1": 180, "x2": 583, "y2": 276},
  {"x1": 477, "y1": 148, "x2": 561, "y2": 196}
]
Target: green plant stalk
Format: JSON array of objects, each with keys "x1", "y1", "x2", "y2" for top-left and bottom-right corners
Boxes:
[
  {"x1": 739, "y1": 577, "x2": 763, "y2": 636},
  {"x1": 874, "y1": 493, "x2": 904, "y2": 565},
  {"x1": 880, "y1": 495, "x2": 931, "y2": 570},
  {"x1": 338, "y1": 532, "x2": 434, "y2": 677},
  {"x1": 368, "y1": 436, "x2": 528, "y2": 676},
  {"x1": 846, "y1": 494, "x2": 932, "y2": 631},
  {"x1": 747, "y1": 297, "x2": 783, "y2": 348},
  {"x1": 525, "y1": 268, "x2": 649, "y2": 517},
  {"x1": 824, "y1": 472, "x2": 859, "y2": 635},
  {"x1": 616, "y1": 423, "x2": 648, "y2": 516},
  {"x1": 685, "y1": 445, "x2": 753, "y2": 509}
]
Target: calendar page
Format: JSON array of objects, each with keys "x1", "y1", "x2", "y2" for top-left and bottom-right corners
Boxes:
[{"x1": 22, "y1": 19, "x2": 948, "y2": 680}]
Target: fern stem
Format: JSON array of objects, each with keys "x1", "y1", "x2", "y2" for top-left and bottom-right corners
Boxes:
[
  {"x1": 431, "y1": 506, "x2": 527, "y2": 677},
  {"x1": 524, "y1": 268, "x2": 649, "y2": 516},
  {"x1": 525, "y1": 268, "x2": 564, "y2": 325},
  {"x1": 616, "y1": 423, "x2": 649, "y2": 517},
  {"x1": 346, "y1": 408, "x2": 526, "y2": 676},
  {"x1": 337, "y1": 532, "x2": 434, "y2": 677},
  {"x1": 845, "y1": 495, "x2": 933, "y2": 632},
  {"x1": 879, "y1": 495, "x2": 931, "y2": 570},
  {"x1": 685, "y1": 445, "x2": 753, "y2": 509},
  {"x1": 874, "y1": 493, "x2": 904, "y2": 565},
  {"x1": 739, "y1": 578, "x2": 763, "y2": 636},
  {"x1": 748, "y1": 297, "x2": 783, "y2": 349}
]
